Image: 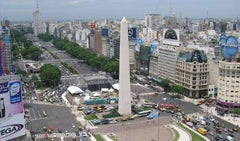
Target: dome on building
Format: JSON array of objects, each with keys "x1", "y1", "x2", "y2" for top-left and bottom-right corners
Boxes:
[{"x1": 164, "y1": 29, "x2": 177, "y2": 40}]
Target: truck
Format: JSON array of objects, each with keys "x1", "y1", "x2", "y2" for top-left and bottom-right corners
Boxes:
[{"x1": 197, "y1": 128, "x2": 207, "y2": 135}]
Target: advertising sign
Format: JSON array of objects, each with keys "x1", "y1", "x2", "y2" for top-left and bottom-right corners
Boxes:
[
  {"x1": 135, "y1": 38, "x2": 143, "y2": 52},
  {"x1": 128, "y1": 27, "x2": 137, "y2": 39},
  {"x1": 0, "y1": 80, "x2": 25, "y2": 141},
  {"x1": 150, "y1": 42, "x2": 159, "y2": 55},
  {"x1": 101, "y1": 28, "x2": 109, "y2": 37},
  {"x1": 219, "y1": 33, "x2": 239, "y2": 59},
  {"x1": 3, "y1": 35, "x2": 10, "y2": 44},
  {"x1": 163, "y1": 29, "x2": 180, "y2": 46},
  {"x1": 0, "y1": 41, "x2": 4, "y2": 76}
]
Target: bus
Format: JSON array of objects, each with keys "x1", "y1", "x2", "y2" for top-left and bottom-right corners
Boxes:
[
  {"x1": 143, "y1": 103, "x2": 158, "y2": 108},
  {"x1": 43, "y1": 111, "x2": 47, "y2": 117},
  {"x1": 159, "y1": 103, "x2": 175, "y2": 110},
  {"x1": 138, "y1": 110, "x2": 152, "y2": 117}
]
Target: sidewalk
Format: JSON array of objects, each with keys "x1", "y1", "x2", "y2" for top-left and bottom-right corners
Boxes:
[
  {"x1": 181, "y1": 95, "x2": 240, "y2": 126},
  {"x1": 171, "y1": 125, "x2": 191, "y2": 141},
  {"x1": 209, "y1": 107, "x2": 240, "y2": 126}
]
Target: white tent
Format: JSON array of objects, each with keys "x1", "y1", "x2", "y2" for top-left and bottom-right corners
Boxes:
[
  {"x1": 101, "y1": 88, "x2": 109, "y2": 92},
  {"x1": 67, "y1": 85, "x2": 83, "y2": 95},
  {"x1": 92, "y1": 92, "x2": 101, "y2": 97},
  {"x1": 112, "y1": 83, "x2": 119, "y2": 91}
]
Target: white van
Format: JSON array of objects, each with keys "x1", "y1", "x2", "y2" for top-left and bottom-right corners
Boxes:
[
  {"x1": 200, "y1": 120, "x2": 206, "y2": 125},
  {"x1": 226, "y1": 136, "x2": 234, "y2": 141}
]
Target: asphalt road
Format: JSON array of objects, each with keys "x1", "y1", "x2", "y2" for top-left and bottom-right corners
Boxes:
[{"x1": 142, "y1": 93, "x2": 202, "y2": 114}]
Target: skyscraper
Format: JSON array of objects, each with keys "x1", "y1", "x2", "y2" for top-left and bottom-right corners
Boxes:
[
  {"x1": 145, "y1": 14, "x2": 162, "y2": 30},
  {"x1": 32, "y1": 0, "x2": 46, "y2": 36},
  {"x1": 118, "y1": 17, "x2": 131, "y2": 116}
]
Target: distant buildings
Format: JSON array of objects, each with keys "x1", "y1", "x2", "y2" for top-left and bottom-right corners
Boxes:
[
  {"x1": 32, "y1": 9, "x2": 46, "y2": 36},
  {"x1": 0, "y1": 20, "x2": 13, "y2": 74},
  {"x1": 145, "y1": 14, "x2": 162, "y2": 30}
]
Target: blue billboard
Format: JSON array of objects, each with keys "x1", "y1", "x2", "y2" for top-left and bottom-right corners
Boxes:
[
  {"x1": 150, "y1": 42, "x2": 159, "y2": 55},
  {"x1": 0, "y1": 42, "x2": 3, "y2": 76},
  {"x1": 219, "y1": 33, "x2": 239, "y2": 59},
  {"x1": 101, "y1": 28, "x2": 109, "y2": 37},
  {"x1": 128, "y1": 27, "x2": 137, "y2": 39},
  {"x1": 135, "y1": 38, "x2": 143, "y2": 52},
  {"x1": 4, "y1": 35, "x2": 10, "y2": 44}
]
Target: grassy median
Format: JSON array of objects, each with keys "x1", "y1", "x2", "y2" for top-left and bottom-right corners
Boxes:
[
  {"x1": 172, "y1": 128, "x2": 180, "y2": 141},
  {"x1": 84, "y1": 114, "x2": 98, "y2": 120},
  {"x1": 94, "y1": 135, "x2": 104, "y2": 141},
  {"x1": 178, "y1": 123, "x2": 206, "y2": 141}
]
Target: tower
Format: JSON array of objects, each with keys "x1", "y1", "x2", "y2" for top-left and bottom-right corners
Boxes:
[
  {"x1": 33, "y1": 0, "x2": 46, "y2": 36},
  {"x1": 118, "y1": 17, "x2": 131, "y2": 116}
]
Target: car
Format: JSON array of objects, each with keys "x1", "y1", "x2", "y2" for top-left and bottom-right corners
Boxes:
[
  {"x1": 208, "y1": 131, "x2": 214, "y2": 136},
  {"x1": 216, "y1": 128, "x2": 222, "y2": 134},
  {"x1": 92, "y1": 120, "x2": 101, "y2": 125},
  {"x1": 109, "y1": 120, "x2": 117, "y2": 124},
  {"x1": 75, "y1": 131, "x2": 80, "y2": 136},
  {"x1": 58, "y1": 129, "x2": 62, "y2": 133},
  {"x1": 60, "y1": 137, "x2": 64, "y2": 141},
  {"x1": 228, "y1": 128, "x2": 234, "y2": 133},
  {"x1": 101, "y1": 119, "x2": 109, "y2": 124},
  {"x1": 82, "y1": 132, "x2": 88, "y2": 137},
  {"x1": 233, "y1": 127, "x2": 238, "y2": 132},
  {"x1": 72, "y1": 124, "x2": 76, "y2": 128},
  {"x1": 52, "y1": 133, "x2": 57, "y2": 138}
]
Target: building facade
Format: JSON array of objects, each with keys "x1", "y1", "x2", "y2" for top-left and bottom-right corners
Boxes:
[
  {"x1": 217, "y1": 61, "x2": 240, "y2": 104},
  {"x1": 175, "y1": 49, "x2": 209, "y2": 98},
  {"x1": 33, "y1": 10, "x2": 46, "y2": 36},
  {"x1": 145, "y1": 14, "x2": 162, "y2": 30},
  {"x1": 149, "y1": 45, "x2": 178, "y2": 82}
]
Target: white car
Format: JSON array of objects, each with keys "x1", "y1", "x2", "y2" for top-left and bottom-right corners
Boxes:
[
  {"x1": 82, "y1": 132, "x2": 88, "y2": 137},
  {"x1": 52, "y1": 133, "x2": 57, "y2": 138},
  {"x1": 72, "y1": 124, "x2": 75, "y2": 128},
  {"x1": 200, "y1": 120, "x2": 206, "y2": 125}
]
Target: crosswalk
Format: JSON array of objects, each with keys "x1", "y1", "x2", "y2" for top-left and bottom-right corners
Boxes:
[
  {"x1": 35, "y1": 132, "x2": 76, "y2": 139},
  {"x1": 25, "y1": 100, "x2": 65, "y2": 107}
]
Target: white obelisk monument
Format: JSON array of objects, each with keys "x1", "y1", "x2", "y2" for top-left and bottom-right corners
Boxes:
[{"x1": 118, "y1": 17, "x2": 131, "y2": 115}]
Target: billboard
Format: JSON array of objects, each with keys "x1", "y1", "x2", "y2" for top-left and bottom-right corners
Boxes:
[
  {"x1": 0, "y1": 79, "x2": 25, "y2": 140},
  {"x1": 219, "y1": 33, "x2": 239, "y2": 59},
  {"x1": 128, "y1": 27, "x2": 137, "y2": 39},
  {"x1": 135, "y1": 38, "x2": 143, "y2": 52},
  {"x1": 0, "y1": 41, "x2": 4, "y2": 76},
  {"x1": 162, "y1": 29, "x2": 180, "y2": 46},
  {"x1": 150, "y1": 42, "x2": 159, "y2": 55},
  {"x1": 3, "y1": 35, "x2": 10, "y2": 44},
  {"x1": 101, "y1": 28, "x2": 109, "y2": 37}
]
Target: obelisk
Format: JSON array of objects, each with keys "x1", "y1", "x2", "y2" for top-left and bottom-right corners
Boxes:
[{"x1": 118, "y1": 17, "x2": 131, "y2": 115}]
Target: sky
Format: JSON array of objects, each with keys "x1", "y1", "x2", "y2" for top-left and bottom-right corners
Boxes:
[{"x1": 0, "y1": 0, "x2": 240, "y2": 21}]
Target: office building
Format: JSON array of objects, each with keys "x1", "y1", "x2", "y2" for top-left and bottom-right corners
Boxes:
[
  {"x1": 145, "y1": 14, "x2": 162, "y2": 30},
  {"x1": 175, "y1": 49, "x2": 209, "y2": 98},
  {"x1": 32, "y1": 2, "x2": 46, "y2": 36}
]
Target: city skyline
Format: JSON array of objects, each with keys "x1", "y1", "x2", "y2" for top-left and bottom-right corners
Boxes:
[{"x1": 0, "y1": 0, "x2": 240, "y2": 21}]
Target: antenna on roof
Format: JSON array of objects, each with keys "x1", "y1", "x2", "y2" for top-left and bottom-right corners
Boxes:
[{"x1": 37, "y1": 0, "x2": 39, "y2": 11}]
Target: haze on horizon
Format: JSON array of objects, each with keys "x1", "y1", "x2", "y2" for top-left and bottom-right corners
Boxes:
[{"x1": 0, "y1": 0, "x2": 240, "y2": 21}]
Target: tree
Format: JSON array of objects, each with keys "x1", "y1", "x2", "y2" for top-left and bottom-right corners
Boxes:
[
  {"x1": 39, "y1": 64, "x2": 61, "y2": 87},
  {"x1": 38, "y1": 33, "x2": 54, "y2": 42},
  {"x1": 170, "y1": 84, "x2": 185, "y2": 95},
  {"x1": 158, "y1": 79, "x2": 171, "y2": 92},
  {"x1": 21, "y1": 46, "x2": 42, "y2": 61}
]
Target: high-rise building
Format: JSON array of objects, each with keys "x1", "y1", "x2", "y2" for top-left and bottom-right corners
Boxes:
[
  {"x1": 216, "y1": 34, "x2": 240, "y2": 112},
  {"x1": 175, "y1": 49, "x2": 209, "y2": 98},
  {"x1": 149, "y1": 45, "x2": 179, "y2": 82},
  {"x1": 145, "y1": 14, "x2": 162, "y2": 30},
  {"x1": 1, "y1": 20, "x2": 12, "y2": 74},
  {"x1": 118, "y1": 17, "x2": 131, "y2": 116},
  {"x1": 32, "y1": 1, "x2": 46, "y2": 36}
]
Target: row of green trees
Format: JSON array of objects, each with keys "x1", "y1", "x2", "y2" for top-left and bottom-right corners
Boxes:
[
  {"x1": 39, "y1": 64, "x2": 61, "y2": 86},
  {"x1": 52, "y1": 38, "x2": 119, "y2": 79},
  {"x1": 38, "y1": 33, "x2": 54, "y2": 42},
  {"x1": 21, "y1": 46, "x2": 42, "y2": 61},
  {"x1": 158, "y1": 79, "x2": 185, "y2": 95}
]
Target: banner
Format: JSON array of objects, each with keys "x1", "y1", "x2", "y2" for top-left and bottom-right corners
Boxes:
[{"x1": 0, "y1": 80, "x2": 25, "y2": 140}]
